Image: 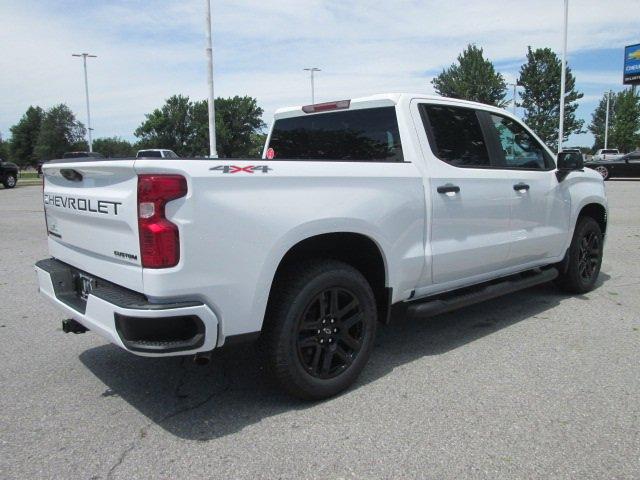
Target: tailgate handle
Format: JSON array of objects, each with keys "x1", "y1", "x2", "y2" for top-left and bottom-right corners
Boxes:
[{"x1": 61, "y1": 169, "x2": 83, "y2": 182}]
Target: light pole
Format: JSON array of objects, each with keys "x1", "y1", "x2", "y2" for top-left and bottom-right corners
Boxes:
[
  {"x1": 604, "y1": 90, "x2": 611, "y2": 149},
  {"x1": 507, "y1": 82, "x2": 519, "y2": 116},
  {"x1": 204, "y1": 0, "x2": 218, "y2": 158},
  {"x1": 72, "y1": 53, "x2": 96, "y2": 152},
  {"x1": 304, "y1": 68, "x2": 321, "y2": 104},
  {"x1": 557, "y1": 0, "x2": 569, "y2": 153}
]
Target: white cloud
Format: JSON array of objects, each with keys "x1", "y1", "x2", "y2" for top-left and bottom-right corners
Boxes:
[{"x1": 0, "y1": 0, "x2": 638, "y2": 146}]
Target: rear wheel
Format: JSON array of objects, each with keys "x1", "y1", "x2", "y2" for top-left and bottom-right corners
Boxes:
[
  {"x1": 556, "y1": 216, "x2": 603, "y2": 293},
  {"x1": 3, "y1": 174, "x2": 17, "y2": 188},
  {"x1": 263, "y1": 259, "x2": 377, "y2": 400},
  {"x1": 594, "y1": 166, "x2": 609, "y2": 180}
]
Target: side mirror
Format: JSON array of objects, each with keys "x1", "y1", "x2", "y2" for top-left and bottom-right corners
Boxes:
[
  {"x1": 556, "y1": 151, "x2": 583, "y2": 181},
  {"x1": 557, "y1": 151, "x2": 583, "y2": 171}
]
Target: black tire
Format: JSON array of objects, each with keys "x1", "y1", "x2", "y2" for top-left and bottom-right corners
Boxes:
[
  {"x1": 556, "y1": 216, "x2": 603, "y2": 294},
  {"x1": 3, "y1": 174, "x2": 17, "y2": 189},
  {"x1": 594, "y1": 166, "x2": 609, "y2": 181},
  {"x1": 263, "y1": 259, "x2": 377, "y2": 400}
]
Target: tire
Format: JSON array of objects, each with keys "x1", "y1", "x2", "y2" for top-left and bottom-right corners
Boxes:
[
  {"x1": 263, "y1": 259, "x2": 377, "y2": 400},
  {"x1": 594, "y1": 166, "x2": 609, "y2": 181},
  {"x1": 556, "y1": 216, "x2": 603, "y2": 294},
  {"x1": 3, "y1": 174, "x2": 17, "y2": 188}
]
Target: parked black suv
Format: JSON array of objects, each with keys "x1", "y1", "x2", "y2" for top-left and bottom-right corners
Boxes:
[{"x1": 1, "y1": 160, "x2": 19, "y2": 189}]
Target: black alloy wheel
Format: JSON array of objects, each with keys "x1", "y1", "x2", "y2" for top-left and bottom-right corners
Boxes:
[{"x1": 296, "y1": 287, "x2": 365, "y2": 379}]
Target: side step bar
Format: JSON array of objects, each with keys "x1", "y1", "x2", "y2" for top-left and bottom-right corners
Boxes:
[{"x1": 407, "y1": 268, "x2": 558, "y2": 319}]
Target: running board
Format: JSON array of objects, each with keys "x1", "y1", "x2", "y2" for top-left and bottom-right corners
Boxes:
[{"x1": 407, "y1": 268, "x2": 558, "y2": 320}]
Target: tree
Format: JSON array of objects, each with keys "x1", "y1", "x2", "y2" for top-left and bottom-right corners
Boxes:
[
  {"x1": 588, "y1": 92, "x2": 617, "y2": 150},
  {"x1": 210, "y1": 96, "x2": 266, "y2": 157},
  {"x1": 0, "y1": 133, "x2": 10, "y2": 160},
  {"x1": 609, "y1": 89, "x2": 640, "y2": 152},
  {"x1": 432, "y1": 44, "x2": 507, "y2": 107},
  {"x1": 92, "y1": 137, "x2": 136, "y2": 158},
  {"x1": 34, "y1": 105, "x2": 87, "y2": 161},
  {"x1": 135, "y1": 94, "x2": 266, "y2": 157},
  {"x1": 9, "y1": 106, "x2": 44, "y2": 167},
  {"x1": 518, "y1": 46, "x2": 584, "y2": 151},
  {"x1": 134, "y1": 95, "x2": 194, "y2": 155}
]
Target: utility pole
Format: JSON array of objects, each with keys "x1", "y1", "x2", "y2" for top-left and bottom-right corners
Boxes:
[
  {"x1": 72, "y1": 53, "x2": 97, "y2": 152},
  {"x1": 557, "y1": 0, "x2": 569, "y2": 153},
  {"x1": 604, "y1": 90, "x2": 611, "y2": 149},
  {"x1": 204, "y1": 0, "x2": 218, "y2": 158},
  {"x1": 304, "y1": 68, "x2": 321, "y2": 104}
]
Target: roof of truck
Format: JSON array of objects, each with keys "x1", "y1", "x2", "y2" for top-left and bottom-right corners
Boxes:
[{"x1": 273, "y1": 93, "x2": 510, "y2": 119}]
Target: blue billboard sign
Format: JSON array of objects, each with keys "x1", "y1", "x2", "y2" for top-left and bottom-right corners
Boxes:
[{"x1": 624, "y1": 43, "x2": 640, "y2": 85}]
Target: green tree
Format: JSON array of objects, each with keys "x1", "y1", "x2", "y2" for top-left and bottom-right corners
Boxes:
[
  {"x1": 0, "y1": 133, "x2": 10, "y2": 160},
  {"x1": 135, "y1": 94, "x2": 266, "y2": 157},
  {"x1": 211, "y1": 96, "x2": 266, "y2": 157},
  {"x1": 134, "y1": 95, "x2": 194, "y2": 155},
  {"x1": 432, "y1": 44, "x2": 507, "y2": 107},
  {"x1": 34, "y1": 104, "x2": 87, "y2": 161},
  {"x1": 518, "y1": 46, "x2": 584, "y2": 151},
  {"x1": 92, "y1": 137, "x2": 136, "y2": 158},
  {"x1": 609, "y1": 89, "x2": 640, "y2": 152},
  {"x1": 9, "y1": 106, "x2": 44, "y2": 167},
  {"x1": 588, "y1": 92, "x2": 617, "y2": 150}
]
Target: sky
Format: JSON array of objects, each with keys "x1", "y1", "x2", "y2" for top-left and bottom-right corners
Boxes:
[{"x1": 1, "y1": 0, "x2": 638, "y2": 148}]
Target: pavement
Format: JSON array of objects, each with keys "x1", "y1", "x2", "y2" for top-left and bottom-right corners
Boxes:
[{"x1": 0, "y1": 181, "x2": 638, "y2": 479}]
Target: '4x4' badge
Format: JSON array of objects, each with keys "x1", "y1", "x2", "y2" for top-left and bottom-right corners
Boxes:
[{"x1": 210, "y1": 165, "x2": 272, "y2": 174}]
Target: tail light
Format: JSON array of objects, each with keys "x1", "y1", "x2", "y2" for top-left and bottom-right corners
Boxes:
[{"x1": 137, "y1": 175, "x2": 187, "y2": 268}]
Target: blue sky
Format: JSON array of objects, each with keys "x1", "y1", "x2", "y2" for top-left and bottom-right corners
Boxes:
[{"x1": 1, "y1": 0, "x2": 638, "y2": 148}]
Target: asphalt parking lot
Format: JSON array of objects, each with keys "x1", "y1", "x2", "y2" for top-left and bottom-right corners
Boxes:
[{"x1": 1, "y1": 182, "x2": 638, "y2": 479}]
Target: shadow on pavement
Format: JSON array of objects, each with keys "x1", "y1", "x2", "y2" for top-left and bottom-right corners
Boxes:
[{"x1": 79, "y1": 275, "x2": 609, "y2": 441}]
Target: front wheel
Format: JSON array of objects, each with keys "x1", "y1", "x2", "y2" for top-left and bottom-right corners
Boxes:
[
  {"x1": 3, "y1": 174, "x2": 17, "y2": 188},
  {"x1": 556, "y1": 216, "x2": 603, "y2": 294},
  {"x1": 263, "y1": 259, "x2": 377, "y2": 400}
]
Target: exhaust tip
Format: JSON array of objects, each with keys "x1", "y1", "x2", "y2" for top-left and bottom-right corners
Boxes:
[
  {"x1": 62, "y1": 319, "x2": 88, "y2": 334},
  {"x1": 193, "y1": 351, "x2": 212, "y2": 366}
]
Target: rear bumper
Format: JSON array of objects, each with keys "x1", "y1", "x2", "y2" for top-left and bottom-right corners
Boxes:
[{"x1": 35, "y1": 258, "x2": 218, "y2": 357}]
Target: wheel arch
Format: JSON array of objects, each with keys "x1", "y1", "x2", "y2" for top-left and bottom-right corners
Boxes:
[
  {"x1": 266, "y1": 232, "x2": 391, "y2": 325},
  {"x1": 578, "y1": 202, "x2": 607, "y2": 235}
]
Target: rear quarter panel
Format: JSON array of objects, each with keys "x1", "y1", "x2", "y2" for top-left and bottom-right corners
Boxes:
[{"x1": 135, "y1": 159, "x2": 425, "y2": 342}]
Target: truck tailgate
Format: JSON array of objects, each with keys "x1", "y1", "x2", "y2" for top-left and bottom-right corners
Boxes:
[{"x1": 42, "y1": 160, "x2": 143, "y2": 292}]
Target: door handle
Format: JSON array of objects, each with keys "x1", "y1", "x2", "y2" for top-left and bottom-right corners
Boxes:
[
  {"x1": 437, "y1": 184, "x2": 460, "y2": 194},
  {"x1": 513, "y1": 183, "x2": 530, "y2": 192}
]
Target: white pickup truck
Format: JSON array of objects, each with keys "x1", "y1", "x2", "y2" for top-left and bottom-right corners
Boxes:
[{"x1": 36, "y1": 93, "x2": 607, "y2": 399}]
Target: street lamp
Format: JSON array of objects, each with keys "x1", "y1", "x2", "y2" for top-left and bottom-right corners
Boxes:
[
  {"x1": 557, "y1": 0, "x2": 569, "y2": 153},
  {"x1": 304, "y1": 68, "x2": 321, "y2": 104},
  {"x1": 72, "y1": 53, "x2": 97, "y2": 152},
  {"x1": 204, "y1": 0, "x2": 218, "y2": 158},
  {"x1": 604, "y1": 90, "x2": 612, "y2": 149},
  {"x1": 506, "y1": 82, "x2": 519, "y2": 116}
]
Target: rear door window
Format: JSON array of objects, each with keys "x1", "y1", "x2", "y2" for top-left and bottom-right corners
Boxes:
[
  {"x1": 419, "y1": 104, "x2": 491, "y2": 167},
  {"x1": 267, "y1": 107, "x2": 403, "y2": 162}
]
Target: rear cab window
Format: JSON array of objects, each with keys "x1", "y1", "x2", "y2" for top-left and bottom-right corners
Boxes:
[
  {"x1": 267, "y1": 106, "x2": 403, "y2": 162},
  {"x1": 419, "y1": 104, "x2": 490, "y2": 167}
]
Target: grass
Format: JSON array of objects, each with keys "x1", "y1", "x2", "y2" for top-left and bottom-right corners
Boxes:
[{"x1": 19, "y1": 172, "x2": 41, "y2": 179}]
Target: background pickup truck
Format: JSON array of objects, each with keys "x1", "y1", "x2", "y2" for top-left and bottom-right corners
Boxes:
[
  {"x1": 36, "y1": 93, "x2": 608, "y2": 399},
  {"x1": 592, "y1": 148, "x2": 623, "y2": 161}
]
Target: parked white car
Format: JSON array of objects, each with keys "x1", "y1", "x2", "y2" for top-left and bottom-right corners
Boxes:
[{"x1": 37, "y1": 93, "x2": 607, "y2": 399}]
